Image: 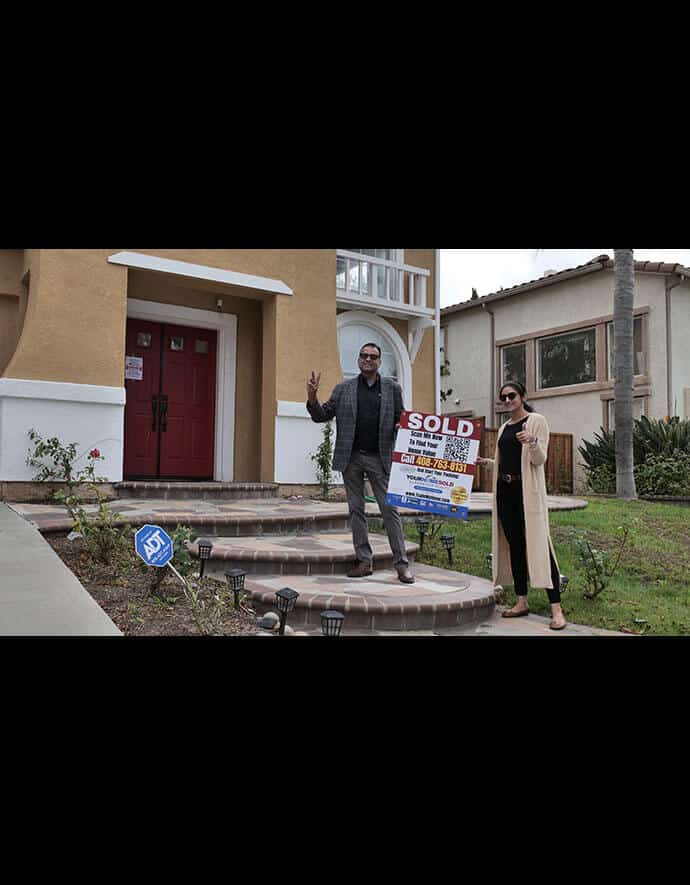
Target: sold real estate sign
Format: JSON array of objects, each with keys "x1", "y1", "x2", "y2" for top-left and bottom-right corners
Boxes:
[{"x1": 385, "y1": 411, "x2": 482, "y2": 520}]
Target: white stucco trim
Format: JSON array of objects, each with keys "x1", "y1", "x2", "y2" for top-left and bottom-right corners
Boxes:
[
  {"x1": 408, "y1": 316, "x2": 436, "y2": 365},
  {"x1": 126, "y1": 298, "x2": 237, "y2": 481},
  {"x1": 274, "y1": 401, "x2": 343, "y2": 485},
  {"x1": 0, "y1": 379, "x2": 125, "y2": 482},
  {"x1": 108, "y1": 251, "x2": 293, "y2": 296},
  {"x1": 0, "y1": 378, "x2": 125, "y2": 405},
  {"x1": 336, "y1": 310, "x2": 413, "y2": 406},
  {"x1": 277, "y1": 400, "x2": 312, "y2": 418}
]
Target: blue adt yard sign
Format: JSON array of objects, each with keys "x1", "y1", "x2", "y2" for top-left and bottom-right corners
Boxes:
[{"x1": 135, "y1": 524, "x2": 173, "y2": 568}]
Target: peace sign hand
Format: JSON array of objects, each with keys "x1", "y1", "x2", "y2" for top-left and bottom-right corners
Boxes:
[{"x1": 307, "y1": 371, "x2": 321, "y2": 404}]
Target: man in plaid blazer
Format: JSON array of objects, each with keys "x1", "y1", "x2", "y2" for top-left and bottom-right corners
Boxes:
[{"x1": 307, "y1": 342, "x2": 414, "y2": 583}]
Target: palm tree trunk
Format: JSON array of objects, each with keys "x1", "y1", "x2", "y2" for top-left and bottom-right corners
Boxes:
[{"x1": 613, "y1": 249, "x2": 637, "y2": 499}]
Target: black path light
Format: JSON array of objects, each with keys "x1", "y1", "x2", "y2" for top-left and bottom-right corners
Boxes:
[
  {"x1": 441, "y1": 533, "x2": 455, "y2": 565},
  {"x1": 415, "y1": 517, "x2": 430, "y2": 551},
  {"x1": 486, "y1": 553, "x2": 493, "y2": 575},
  {"x1": 196, "y1": 538, "x2": 214, "y2": 580},
  {"x1": 274, "y1": 587, "x2": 300, "y2": 635},
  {"x1": 320, "y1": 610, "x2": 345, "y2": 638},
  {"x1": 560, "y1": 574, "x2": 569, "y2": 591},
  {"x1": 224, "y1": 568, "x2": 246, "y2": 609}
]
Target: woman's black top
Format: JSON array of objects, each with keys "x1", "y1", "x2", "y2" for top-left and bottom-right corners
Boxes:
[{"x1": 498, "y1": 417, "x2": 528, "y2": 476}]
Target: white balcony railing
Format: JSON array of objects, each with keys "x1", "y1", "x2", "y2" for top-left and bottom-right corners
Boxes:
[{"x1": 336, "y1": 249, "x2": 432, "y2": 314}]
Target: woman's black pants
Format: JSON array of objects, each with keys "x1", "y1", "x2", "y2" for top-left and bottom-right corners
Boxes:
[{"x1": 496, "y1": 479, "x2": 561, "y2": 604}]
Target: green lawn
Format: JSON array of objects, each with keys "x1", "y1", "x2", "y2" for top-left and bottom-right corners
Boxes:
[{"x1": 390, "y1": 498, "x2": 690, "y2": 635}]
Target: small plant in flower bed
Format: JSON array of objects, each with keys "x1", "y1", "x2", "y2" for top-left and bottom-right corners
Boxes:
[
  {"x1": 47, "y1": 531, "x2": 258, "y2": 636},
  {"x1": 310, "y1": 421, "x2": 338, "y2": 500},
  {"x1": 146, "y1": 524, "x2": 197, "y2": 598},
  {"x1": 27, "y1": 429, "x2": 132, "y2": 564},
  {"x1": 74, "y1": 500, "x2": 133, "y2": 565},
  {"x1": 140, "y1": 524, "x2": 252, "y2": 635},
  {"x1": 178, "y1": 575, "x2": 237, "y2": 637},
  {"x1": 27, "y1": 429, "x2": 108, "y2": 496},
  {"x1": 568, "y1": 520, "x2": 636, "y2": 599}
]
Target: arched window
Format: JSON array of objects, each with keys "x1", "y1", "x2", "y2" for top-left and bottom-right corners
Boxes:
[
  {"x1": 336, "y1": 311, "x2": 412, "y2": 405},
  {"x1": 338, "y1": 322, "x2": 399, "y2": 382}
]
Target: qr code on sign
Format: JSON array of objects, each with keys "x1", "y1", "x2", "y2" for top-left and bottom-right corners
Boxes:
[{"x1": 443, "y1": 436, "x2": 471, "y2": 463}]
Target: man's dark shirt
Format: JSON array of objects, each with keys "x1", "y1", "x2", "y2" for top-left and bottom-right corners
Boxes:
[{"x1": 352, "y1": 373, "x2": 381, "y2": 454}]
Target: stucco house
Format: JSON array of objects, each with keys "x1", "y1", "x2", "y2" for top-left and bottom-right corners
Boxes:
[
  {"x1": 0, "y1": 249, "x2": 439, "y2": 497},
  {"x1": 440, "y1": 254, "x2": 690, "y2": 491}
]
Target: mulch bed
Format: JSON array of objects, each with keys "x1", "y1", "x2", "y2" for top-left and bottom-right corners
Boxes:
[{"x1": 47, "y1": 533, "x2": 259, "y2": 636}]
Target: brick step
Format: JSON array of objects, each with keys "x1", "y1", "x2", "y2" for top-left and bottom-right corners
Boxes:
[
  {"x1": 188, "y1": 532, "x2": 419, "y2": 578},
  {"x1": 244, "y1": 563, "x2": 497, "y2": 633},
  {"x1": 114, "y1": 481, "x2": 279, "y2": 501},
  {"x1": 31, "y1": 503, "x2": 357, "y2": 537}
]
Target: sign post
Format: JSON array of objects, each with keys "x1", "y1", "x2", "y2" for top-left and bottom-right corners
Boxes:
[{"x1": 385, "y1": 410, "x2": 481, "y2": 519}]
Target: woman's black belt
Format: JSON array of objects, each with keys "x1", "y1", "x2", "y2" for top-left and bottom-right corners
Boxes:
[{"x1": 499, "y1": 473, "x2": 522, "y2": 483}]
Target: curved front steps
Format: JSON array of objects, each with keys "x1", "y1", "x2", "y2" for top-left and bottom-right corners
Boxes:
[
  {"x1": 16, "y1": 496, "x2": 586, "y2": 538},
  {"x1": 27, "y1": 499, "x2": 357, "y2": 537},
  {"x1": 246, "y1": 563, "x2": 497, "y2": 632},
  {"x1": 114, "y1": 481, "x2": 279, "y2": 500},
  {"x1": 189, "y1": 532, "x2": 419, "y2": 578}
]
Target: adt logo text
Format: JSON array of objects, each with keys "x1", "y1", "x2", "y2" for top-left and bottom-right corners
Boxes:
[{"x1": 135, "y1": 524, "x2": 173, "y2": 568}]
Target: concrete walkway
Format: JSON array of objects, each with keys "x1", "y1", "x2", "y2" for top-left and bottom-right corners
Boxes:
[
  {"x1": 0, "y1": 504, "x2": 121, "y2": 635},
  {"x1": 283, "y1": 607, "x2": 628, "y2": 636}
]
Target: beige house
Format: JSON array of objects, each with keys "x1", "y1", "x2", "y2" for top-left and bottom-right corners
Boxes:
[
  {"x1": 441, "y1": 254, "x2": 690, "y2": 491},
  {"x1": 0, "y1": 249, "x2": 439, "y2": 495}
]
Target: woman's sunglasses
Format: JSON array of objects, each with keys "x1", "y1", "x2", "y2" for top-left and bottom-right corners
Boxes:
[{"x1": 499, "y1": 392, "x2": 518, "y2": 401}]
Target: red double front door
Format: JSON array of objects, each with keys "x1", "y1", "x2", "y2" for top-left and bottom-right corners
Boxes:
[{"x1": 124, "y1": 319, "x2": 217, "y2": 479}]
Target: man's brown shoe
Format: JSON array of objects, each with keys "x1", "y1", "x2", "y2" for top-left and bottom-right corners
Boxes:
[
  {"x1": 397, "y1": 567, "x2": 415, "y2": 584},
  {"x1": 347, "y1": 562, "x2": 373, "y2": 578}
]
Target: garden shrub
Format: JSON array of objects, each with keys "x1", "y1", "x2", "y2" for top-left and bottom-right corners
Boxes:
[
  {"x1": 579, "y1": 416, "x2": 690, "y2": 494},
  {"x1": 583, "y1": 464, "x2": 616, "y2": 495},
  {"x1": 634, "y1": 451, "x2": 690, "y2": 497}
]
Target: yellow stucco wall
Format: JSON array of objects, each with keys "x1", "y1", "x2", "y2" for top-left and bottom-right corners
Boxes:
[
  {"x1": 120, "y1": 249, "x2": 342, "y2": 410},
  {"x1": 4, "y1": 249, "x2": 128, "y2": 386},
  {"x1": 0, "y1": 251, "x2": 26, "y2": 374}
]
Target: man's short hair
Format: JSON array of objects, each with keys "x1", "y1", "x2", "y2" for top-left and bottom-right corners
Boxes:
[{"x1": 360, "y1": 342, "x2": 382, "y2": 358}]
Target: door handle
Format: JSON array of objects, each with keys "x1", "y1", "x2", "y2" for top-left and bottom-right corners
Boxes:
[
  {"x1": 152, "y1": 395, "x2": 159, "y2": 432},
  {"x1": 159, "y1": 394, "x2": 169, "y2": 432}
]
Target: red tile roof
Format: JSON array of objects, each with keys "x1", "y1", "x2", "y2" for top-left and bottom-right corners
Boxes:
[{"x1": 442, "y1": 253, "x2": 690, "y2": 317}]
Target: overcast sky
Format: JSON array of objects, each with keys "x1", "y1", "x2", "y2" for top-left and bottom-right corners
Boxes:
[{"x1": 440, "y1": 249, "x2": 690, "y2": 309}]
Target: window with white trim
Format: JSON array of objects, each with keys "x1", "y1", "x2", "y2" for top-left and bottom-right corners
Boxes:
[
  {"x1": 607, "y1": 316, "x2": 644, "y2": 378},
  {"x1": 608, "y1": 398, "x2": 646, "y2": 430},
  {"x1": 500, "y1": 342, "x2": 526, "y2": 388},
  {"x1": 537, "y1": 327, "x2": 596, "y2": 390}
]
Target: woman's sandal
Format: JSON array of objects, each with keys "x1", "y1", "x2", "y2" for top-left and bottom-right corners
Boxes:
[
  {"x1": 549, "y1": 619, "x2": 567, "y2": 631},
  {"x1": 501, "y1": 607, "x2": 530, "y2": 618}
]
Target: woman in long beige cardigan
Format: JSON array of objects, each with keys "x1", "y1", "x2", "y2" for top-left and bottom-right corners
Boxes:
[{"x1": 476, "y1": 381, "x2": 567, "y2": 630}]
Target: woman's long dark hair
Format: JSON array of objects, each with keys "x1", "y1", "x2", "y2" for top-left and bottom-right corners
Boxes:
[{"x1": 500, "y1": 380, "x2": 534, "y2": 413}]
